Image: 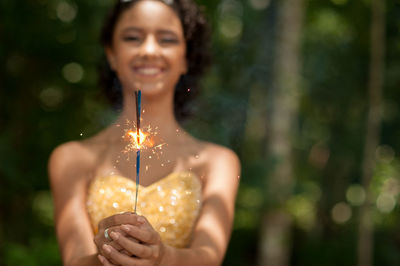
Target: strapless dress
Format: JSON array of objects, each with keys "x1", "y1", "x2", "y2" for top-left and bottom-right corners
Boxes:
[{"x1": 86, "y1": 172, "x2": 202, "y2": 248}]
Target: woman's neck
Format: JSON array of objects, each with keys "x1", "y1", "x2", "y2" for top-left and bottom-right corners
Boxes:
[{"x1": 116, "y1": 91, "x2": 184, "y2": 144}]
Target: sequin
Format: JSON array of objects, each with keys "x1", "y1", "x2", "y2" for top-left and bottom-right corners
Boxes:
[{"x1": 86, "y1": 172, "x2": 202, "y2": 248}]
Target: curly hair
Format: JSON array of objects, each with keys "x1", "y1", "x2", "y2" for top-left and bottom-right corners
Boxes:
[{"x1": 98, "y1": 0, "x2": 211, "y2": 121}]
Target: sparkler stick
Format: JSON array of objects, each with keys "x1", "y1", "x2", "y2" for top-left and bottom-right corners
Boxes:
[{"x1": 134, "y1": 90, "x2": 141, "y2": 213}]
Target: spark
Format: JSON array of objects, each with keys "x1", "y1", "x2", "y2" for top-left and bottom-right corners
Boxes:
[{"x1": 154, "y1": 143, "x2": 167, "y2": 149}]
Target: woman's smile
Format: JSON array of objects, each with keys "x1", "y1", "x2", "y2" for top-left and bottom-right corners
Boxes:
[
  {"x1": 107, "y1": 0, "x2": 187, "y2": 95},
  {"x1": 132, "y1": 64, "x2": 166, "y2": 79}
]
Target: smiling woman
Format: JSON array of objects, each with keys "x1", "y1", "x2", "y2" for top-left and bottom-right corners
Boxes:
[
  {"x1": 99, "y1": 0, "x2": 210, "y2": 120},
  {"x1": 106, "y1": 0, "x2": 188, "y2": 97},
  {"x1": 48, "y1": 1, "x2": 240, "y2": 266}
]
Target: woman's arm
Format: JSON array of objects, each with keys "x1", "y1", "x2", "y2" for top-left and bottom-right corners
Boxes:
[
  {"x1": 49, "y1": 142, "x2": 102, "y2": 266},
  {"x1": 169, "y1": 145, "x2": 241, "y2": 265}
]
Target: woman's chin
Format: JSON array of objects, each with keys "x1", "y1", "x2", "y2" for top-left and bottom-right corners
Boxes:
[{"x1": 132, "y1": 81, "x2": 172, "y2": 97}]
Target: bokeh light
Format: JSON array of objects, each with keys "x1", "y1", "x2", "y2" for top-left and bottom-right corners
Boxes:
[
  {"x1": 219, "y1": 15, "x2": 243, "y2": 39},
  {"x1": 39, "y1": 87, "x2": 64, "y2": 109},
  {"x1": 287, "y1": 195, "x2": 316, "y2": 230},
  {"x1": 331, "y1": 202, "x2": 352, "y2": 224},
  {"x1": 219, "y1": 0, "x2": 243, "y2": 41},
  {"x1": 62, "y1": 62, "x2": 84, "y2": 83},
  {"x1": 346, "y1": 185, "x2": 366, "y2": 206},
  {"x1": 376, "y1": 193, "x2": 396, "y2": 213},
  {"x1": 248, "y1": 0, "x2": 270, "y2": 10},
  {"x1": 56, "y1": 1, "x2": 78, "y2": 23}
]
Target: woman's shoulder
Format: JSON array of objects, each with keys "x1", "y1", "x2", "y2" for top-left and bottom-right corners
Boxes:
[
  {"x1": 48, "y1": 140, "x2": 97, "y2": 182},
  {"x1": 198, "y1": 141, "x2": 241, "y2": 172},
  {"x1": 49, "y1": 140, "x2": 93, "y2": 161},
  {"x1": 202, "y1": 142, "x2": 239, "y2": 160},
  {"x1": 193, "y1": 141, "x2": 240, "y2": 195}
]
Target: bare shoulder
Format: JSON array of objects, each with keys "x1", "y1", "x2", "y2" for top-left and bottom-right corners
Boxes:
[
  {"x1": 196, "y1": 142, "x2": 241, "y2": 190},
  {"x1": 202, "y1": 142, "x2": 241, "y2": 171},
  {"x1": 48, "y1": 141, "x2": 96, "y2": 183}
]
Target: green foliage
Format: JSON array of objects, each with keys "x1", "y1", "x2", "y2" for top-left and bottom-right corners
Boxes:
[{"x1": 2, "y1": 0, "x2": 400, "y2": 264}]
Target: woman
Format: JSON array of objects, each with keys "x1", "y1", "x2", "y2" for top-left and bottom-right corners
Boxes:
[{"x1": 49, "y1": 0, "x2": 240, "y2": 265}]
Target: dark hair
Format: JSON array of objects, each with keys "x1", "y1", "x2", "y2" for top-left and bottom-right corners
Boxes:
[{"x1": 99, "y1": 0, "x2": 211, "y2": 121}]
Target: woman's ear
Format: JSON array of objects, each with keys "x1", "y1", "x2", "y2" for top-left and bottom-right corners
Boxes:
[{"x1": 105, "y1": 47, "x2": 116, "y2": 70}]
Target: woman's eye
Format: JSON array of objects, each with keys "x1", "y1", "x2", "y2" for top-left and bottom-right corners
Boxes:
[
  {"x1": 123, "y1": 36, "x2": 141, "y2": 42},
  {"x1": 159, "y1": 38, "x2": 179, "y2": 44}
]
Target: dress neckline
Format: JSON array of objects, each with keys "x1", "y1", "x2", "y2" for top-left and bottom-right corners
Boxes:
[{"x1": 93, "y1": 171, "x2": 197, "y2": 189}]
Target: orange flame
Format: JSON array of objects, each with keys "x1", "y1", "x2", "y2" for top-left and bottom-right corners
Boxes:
[{"x1": 127, "y1": 129, "x2": 148, "y2": 148}]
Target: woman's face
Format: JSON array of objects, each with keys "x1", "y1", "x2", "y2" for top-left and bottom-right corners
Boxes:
[{"x1": 106, "y1": 0, "x2": 187, "y2": 97}]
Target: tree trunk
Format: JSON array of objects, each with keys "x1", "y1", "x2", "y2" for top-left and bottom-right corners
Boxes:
[
  {"x1": 357, "y1": 0, "x2": 385, "y2": 265},
  {"x1": 258, "y1": 0, "x2": 305, "y2": 265}
]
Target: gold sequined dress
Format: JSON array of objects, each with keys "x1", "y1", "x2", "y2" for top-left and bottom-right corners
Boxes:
[{"x1": 86, "y1": 172, "x2": 202, "y2": 248}]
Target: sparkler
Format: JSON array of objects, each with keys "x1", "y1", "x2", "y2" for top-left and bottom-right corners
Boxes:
[
  {"x1": 122, "y1": 92, "x2": 166, "y2": 213},
  {"x1": 134, "y1": 90, "x2": 141, "y2": 213}
]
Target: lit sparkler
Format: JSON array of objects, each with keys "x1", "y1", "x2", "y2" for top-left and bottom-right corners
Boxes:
[
  {"x1": 122, "y1": 93, "x2": 168, "y2": 213},
  {"x1": 134, "y1": 90, "x2": 141, "y2": 213}
]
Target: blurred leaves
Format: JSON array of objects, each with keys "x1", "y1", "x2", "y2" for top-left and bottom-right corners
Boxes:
[{"x1": 2, "y1": 0, "x2": 400, "y2": 265}]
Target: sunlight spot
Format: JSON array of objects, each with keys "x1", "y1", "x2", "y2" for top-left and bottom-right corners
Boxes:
[
  {"x1": 219, "y1": 15, "x2": 243, "y2": 39},
  {"x1": 62, "y1": 62, "x2": 84, "y2": 83},
  {"x1": 56, "y1": 1, "x2": 77, "y2": 23},
  {"x1": 376, "y1": 194, "x2": 396, "y2": 213},
  {"x1": 331, "y1": 202, "x2": 352, "y2": 224},
  {"x1": 248, "y1": 0, "x2": 270, "y2": 10},
  {"x1": 346, "y1": 185, "x2": 366, "y2": 206},
  {"x1": 39, "y1": 87, "x2": 64, "y2": 109}
]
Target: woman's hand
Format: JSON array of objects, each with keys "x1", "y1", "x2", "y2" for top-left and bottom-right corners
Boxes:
[
  {"x1": 95, "y1": 212, "x2": 142, "y2": 262},
  {"x1": 94, "y1": 225, "x2": 127, "y2": 257},
  {"x1": 98, "y1": 216, "x2": 166, "y2": 266}
]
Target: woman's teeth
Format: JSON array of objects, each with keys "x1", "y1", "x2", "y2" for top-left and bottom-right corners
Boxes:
[{"x1": 136, "y1": 67, "x2": 162, "y2": 75}]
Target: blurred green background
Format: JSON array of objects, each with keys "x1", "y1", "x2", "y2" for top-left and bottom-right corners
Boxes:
[{"x1": 1, "y1": 0, "x2": 400, "y2": 265}]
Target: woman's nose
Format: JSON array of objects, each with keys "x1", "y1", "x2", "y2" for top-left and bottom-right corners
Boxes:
[{"x1": 140, "y1": 35, "x2": 159, "y2": 57}]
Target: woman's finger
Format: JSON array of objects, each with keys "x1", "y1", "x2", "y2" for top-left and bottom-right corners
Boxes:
[
  {"x1": 94, "y1": 226, "x2": 126, "y2": 252},
  {"x1": 110, "y1": 231, "x2": 155, "y2": 259},
  {"x1": 103, "y1": 243, "x2": 143, "y2": 265},
  {"x1": 121, "y1": 224, "x2": 159, "y2": 244},
  {"x1": 98, "y1": 212, "x2": 143, "y2": 230},
  {"x1": 98, "y1": 254, "x2": 117, "y2": 266}
]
